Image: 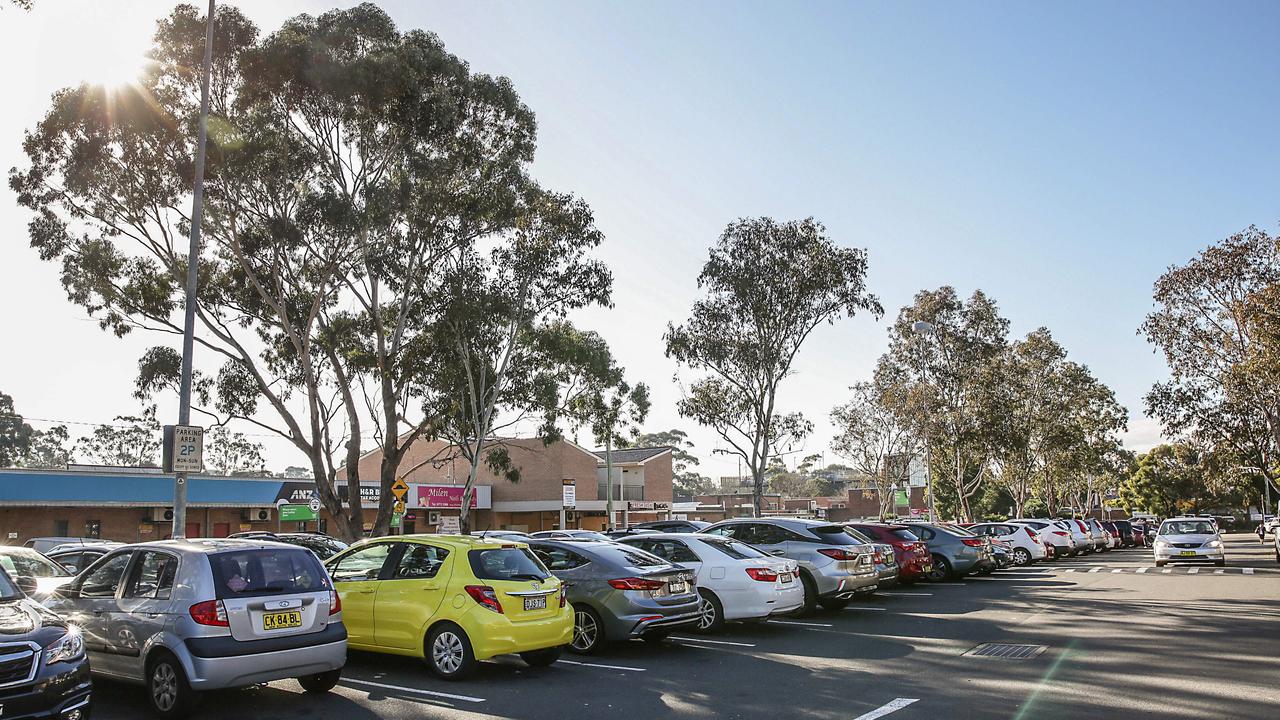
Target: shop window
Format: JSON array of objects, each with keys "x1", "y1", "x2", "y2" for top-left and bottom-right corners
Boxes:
[{"x1": 84, "y1": 520, "x2": 101, "y2": 539}]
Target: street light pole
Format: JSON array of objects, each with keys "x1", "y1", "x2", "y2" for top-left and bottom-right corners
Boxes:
[
  {"x1": 911, "y1": 320, "x2": 936, "y2": 523},
  {"x1": 172, "y1": 0, "x2": 215, "y2": 540}
]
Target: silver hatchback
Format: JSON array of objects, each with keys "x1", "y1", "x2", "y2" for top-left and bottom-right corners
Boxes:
[{"x1": 45, "y1": 539, "x2": 346, "y2": 718}]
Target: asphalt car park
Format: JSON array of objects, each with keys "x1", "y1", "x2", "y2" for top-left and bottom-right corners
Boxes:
[{"x1": 83, "y1": 533, "x2": 1280, "y2": 720}]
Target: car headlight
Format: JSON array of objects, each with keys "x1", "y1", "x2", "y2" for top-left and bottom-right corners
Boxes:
[
  {"x1": 1153, "y1": 540, "x2": 1169, "y2": 549},
  {"x1": 45, "y1": 629, "x2": 84, "y2": 665},
  {"x1": 1205, "y1": 540, "x2": 1223, "y2": 548}
]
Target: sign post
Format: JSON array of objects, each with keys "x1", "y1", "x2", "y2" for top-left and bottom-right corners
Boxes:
[
  {"x1": 163, "y1": 424, "x2": 204, "y2": 538},
  {"x1": 391, "y1": 478, "x2": 409, "y2": 535},
  {"x1": 561, "y1": 479, "x2": 576, "y2": 530}
]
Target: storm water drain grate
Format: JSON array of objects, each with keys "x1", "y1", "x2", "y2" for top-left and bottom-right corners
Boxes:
[{"x1": 965, "y1": 643, "x2": 1047, "y2": 659}]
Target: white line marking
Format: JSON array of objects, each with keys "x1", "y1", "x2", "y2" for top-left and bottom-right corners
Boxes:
[
  {"x1": 1214, "y1": 569, "x2": 1225, "y2": 575},
  {"x1": 1064, "y1": 568, "x2": 1075, "y2": 573},
  {"x1": 670, "y1": 636, "x2": 757, "y2": 647},
  {"x1": 557, "y1": 659, "x2": 646, "y2": 672},
  {"x1": 844, "y1": 606, "x2": 888, "y2": 611},
  {"x1": 1136, "y1": 567, "x2": 1149, "y2": 574},
  {"x1": 851, "y1": 697, "x2": 920, "y2": 720},
  {"x1": 1188, "y1": 568, "x2": 1200, "y2": 574},
  {"x1": 1244, "y1": 568, "x2": 1255, "y2": 575},
  {"x1": 1161, "y1": 568, "x2": 1172, "y2": 574},
  {"x1": 1111, "y1": 569, "x2": 1124, "y2": 573},
  {"x1": 1089, "y1": 567, "x2": 1103, "y2": 573},
  {"x1": 341, "y1": 678, "x2": 485, "y2": 703},
  {"x1": 879, "y1": 592, "x2": 933, "y2": 596},
  {"x1": 770, "y1": 619, "x2": 833, "y2": 627}
]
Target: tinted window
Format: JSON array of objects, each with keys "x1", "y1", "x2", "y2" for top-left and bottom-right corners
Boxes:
[
  {"x1": 124, "y1": 551, "x2": 179, "y2": 600},
  {"x1": 0, "y1": 549, "x2": 70, "y2": 578},
  {"x1": 844, "y1": 528, "x2": 874, "y2": 543},
  {"x1": 282, "y1": 535, "x2": 348, "y2": 560},
  {"x1": 468, "y1": 548, "x2": 552, "y2": 581},
  {"x1": 79, "y1": 552, "x2": 132, "y2": 598},
  {"x1": 885, "y1": 528, "x2": 919, "y2": 542},
  {"x1": 701, "y1": 538, "x2": 767, "y2": 560},
  {"x1": 210, "y1": 549, "x2": 327, "y2": 599},
  {"x1": 584, "y1": 544, "x2": 669, "y2": 569},
  {"x1": 394, "y1": 544, "x2": 449, "y2": 579},
  {"x1": 0, "y1": 570, "x2": 19, "y2": 601},
  {"x1": 636, "y1": 540, "x2": 701, "y2": 564},
  {"x1": 532, "y1": 546, "x2": 589, "y2": 571},
  {"x1": 1160, "y1": 521, "x2": 1215, "y2": 535},
  {"x1": 702, "y1": 525, "x2": 738, "y2": 539},
  {"x1": 802, "y1": 526, "x2": 862, "y2": 545},
  {"x1": 329, "y1": 543, "x2": 394, "y2": 583},
  {"x1": 51, "y1": 552, "x2": 84, "y2": 574}
]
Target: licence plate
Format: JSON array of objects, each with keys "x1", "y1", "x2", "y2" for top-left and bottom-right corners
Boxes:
[
  {"x1": 262, "y1": 611, "x2": 302, "y2": 631},
  {"x1": 523, "y1": 595, "x2": 547, "y2": 611},
  {"x1": 1179, "y1": 551, "x2": 1197, "y2": 557},
  {"x1": 668, "y1": 581, "x2": 687, "y2": 594},
  {"x1": 779, "y1": 572, "x2": 793, "y2": 583}
]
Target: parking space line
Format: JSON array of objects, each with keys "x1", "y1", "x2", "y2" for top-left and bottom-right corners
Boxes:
[
  {"x1": 879, "y1": 592, "x2": 932, "y2": 596},
  {"x1": 1089, "y1": 567, "x2": 1103, "y2": 573},
  {"x1": 558, "y1": 659, "x2": 646, "y2": 672},
  {"x1": 1188, "y1": 568, "x2": 1200, "y2": 574},
  {"x1": 770, "y1": 619, "x2": 833, "y2": 627},
  {"x1": 851, "y1": 697, "x2": 920, "y2": 720},
  {"x1": 1214, "y1": 569, "x2": 1225, "y2": 574},
  {"x1": 844, "y1": 606, "x2": 887, "y2": 611},
  {"x1": 1064, "y1": 568, "x2": 1075, "y2": 573},
  {"x1": 670, "y1": 636, "x2": 757, "y2": 647},
  {"x1": 1111, "y1": 569, "x2": 1123, "y2": 573},
  {"x1": 1161, "y1": 568, "x2": 1173, "y2": 574},
  {"x1": 1136, "y1": 567, "x2": 1149, "y2": 573},
  {"x1": 1244, "y1": 568, "x2": 1256, "y2": 574},
  {"x1": 341, "y1": 678, "x2": 486, "y2": 704}
]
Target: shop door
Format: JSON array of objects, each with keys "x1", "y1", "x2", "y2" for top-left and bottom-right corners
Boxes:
[
  {"x1": 185, "y1": 522, "x2": 201, "y2": 538},
  {"x1": 213, "y1": 522, "x2": 231, "y2": 538}
]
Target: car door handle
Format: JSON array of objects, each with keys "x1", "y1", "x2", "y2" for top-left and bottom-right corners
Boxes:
[
  {"x1": 355, "y1": 589, "x2": 375, "y2": 595},
  {"x1": 147, "y1": 613, "x2": 162, "y2": 618},
  {"x1": 420, "y1": 584, "x2": 441, "y2": 591}
]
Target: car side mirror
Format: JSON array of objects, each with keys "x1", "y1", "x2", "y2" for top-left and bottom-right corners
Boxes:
[{"x1": 14, "y1": 576, "x2": 38, "y2": 596}]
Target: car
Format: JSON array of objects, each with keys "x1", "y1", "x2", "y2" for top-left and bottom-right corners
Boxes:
[
  {"x1": 969, "y1": 522, "x2": 1048, "y2": 566},
  {"x1": 990, "y1": 540, "x2": 1014, "y2": 568},
  {"x1": 325, "y1": 535, "x2": 570, "y2": 679},
  {"x1": 900, "y1": 522, "x2": 993, "y2": 581},
  {"x1": 1083, "y1": 519, "x2": 1110, "y2": 552},
  {"x1": 616, "y1": 533, "x2": 802, "y2": 632},
  {"x1": 47, "y1": 543, "x2": 122, "y2": 575},
  {"x1": 527, "y1": 538, "x2": 700, "y2": 653},
  {"x1": 469, "y1": 530, "x2": 533, "y2": 542},
  {"x1": 938, "y1": 524, "x2": 999, "y2": 574},
  {"x1": 226, "y1": 532, "x2": 350, "y2": 560},
  {"x1": 1009, "y1": 519, "x2": 1074, "y2": 559},
  {"x1": 1152, "y1": 518, "x2": 1226, "y2": 567},
  {"x1": 45, "y1": 538, "x2": 346, "y2": 717},
  {"x1": 842, "y1": 527, "x2": 900, "y2": 587},
  {"x1": 699, "y1": 518, "x2": 878, "y2": 613},
  {"x1": 0, "y1": 566, "x2": 93, "y2": 719},
  {"x1": 845, "y1": 522, "x2": 934, "y2": 583},
  {"x1": 529, "y1": 530, "x2": 614, "y2": 542},
  {"x1": 22, "y1": 537, "x2": 108, "y2": 554},
  {"x1": 0, "y1": 546, "x2": 76, "y2": 600},
  {"x1": 634, "y1": 520, "x2": 712, "y2": 533},
  {"x1": 1055, "y1": 519, "x2": 1091, "y2": 555},
  {"x1": 1110, "y1": 520, "x2": 1136, "y2": 548},
  {"x1": 1274, "y1": 525, "x2": 1280, "y2": 564},
  {"x1": 603, "y1": 528, "x2": 661, "y2": 539},
  {"x1": 1129, "y1": 522, "x2": 1148, "y2": 548}
]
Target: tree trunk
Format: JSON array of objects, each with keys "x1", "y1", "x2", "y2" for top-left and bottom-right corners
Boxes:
[{"x1": 459, "y1": 437, "x2": 484, "y2": 535}]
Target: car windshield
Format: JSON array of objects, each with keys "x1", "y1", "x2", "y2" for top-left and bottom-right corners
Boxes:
[
  {"x1": 586, "y1": 544, "x2": 670, "y2": 569},
  {"x1": 210, "y1": 549, "x2": 328, "y2": 599},
  {"x1": 843, "y1": 527, "x2": 875, "y2": 543},
  {"x1": 1160, "y1": 521, "x2": 1216, "y2": 536},
  {"x1": 0, "y1": 549, "x2": 71, "y2": 578},
  {"x1": 468, "y1": 548, "x2": 552, "y2": 581},
  {"x1": 701, "y1": 538, "x2": 767, "y2": 560},
  {"x1": 810, "y1": 526, "x2": 863, "y2": 545},
  {"x1": 885, "y1": 528, "x2": 920, "y2": 542},
  {"x1": 281, "y1": 535, "x2": 349, "y2": 560},
  {"x1": 0, "y1": 570, "x2": 19, "y2": 601}
]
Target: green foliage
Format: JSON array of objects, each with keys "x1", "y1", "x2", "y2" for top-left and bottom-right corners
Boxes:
[
  {"x1": 204, "y1": 427, "x2": 266, "y2": 475},
  {"x1": 77, "y1": 406, "x2": 160, "y2": 467},
  {"x1": 831, "y1": 380, "x2": 917, "y2": 518},
  {"x1": 666, "y1": 217, "x2": 880, "y2": 515},
  {"x1": 1119, "y1": 444, "x2": 1207, "y2": 516},
  {"x1": 0, "y1": 392, "x2": 35, "y2": 467},
  {"x1": 622, "y1": 429, "x2": 715, "y2": 497}
]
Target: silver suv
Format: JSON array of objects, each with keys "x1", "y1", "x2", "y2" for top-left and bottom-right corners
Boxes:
[
  {"x1": 700, "y1": 518, "x2": 877, "y2": 614},
  {"x1": 46, "y1": 539, "x2": 346, "y2": 718}
]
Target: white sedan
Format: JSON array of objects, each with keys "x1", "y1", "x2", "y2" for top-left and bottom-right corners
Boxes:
[
  {"x1": 619, "y1": 533, "x2": 803, "y2": 632},
  {"x1": 969, "y1": 522, "x2": 1048, "y2": 566},
  {"x1": 1154, "y1": 518, "x2": 1225, "y2": 567}
]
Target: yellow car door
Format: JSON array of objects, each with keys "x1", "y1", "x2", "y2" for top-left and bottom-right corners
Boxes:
[
  {"x1": 374, "y1": 542, "x2": 453, "y2": 651},
  {"x1": 327, "y1": 542, "x2": 395, "y2": 647}
]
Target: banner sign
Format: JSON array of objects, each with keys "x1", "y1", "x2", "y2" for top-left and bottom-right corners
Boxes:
[{"x1": 415, "y1": 484, "x2": 492, "y2": 509}]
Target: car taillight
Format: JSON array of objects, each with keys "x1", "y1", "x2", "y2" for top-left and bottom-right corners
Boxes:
[
  {"x1": 189, "y1": 599, "x2": 228, "y2": 627},
  {"x1": 745, "y1": 567, "x2": 779, "y2": 582},
  {"x1": 961, "y1": 538, "x2": 984, "y2": 547},
  {"x1": 1025, "y1": 527, "x2": 1038, "y2": 539},
  {"x1": 817, "y1": 548, "x2": 860, "y2": 561},
  {"x1": 608, "y1": 577, "x2": 666, "y2": 591},
  {"x1": 559, "y1": 588, "x2": 567, "y2": 608},
  {"x1": 329, "y1": 590, "x2": 341, "y2": 616},
  {"x1": 465, "y1": 585, "x2": 504, "y2": 613},
  {"x1": 1052, "y1": 531, "x2": 1069, "y2": 537}
]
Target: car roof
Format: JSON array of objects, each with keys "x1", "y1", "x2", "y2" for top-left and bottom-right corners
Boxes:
[{"x1": 345, "y1": 534, "x2": 524, "y2": 551}]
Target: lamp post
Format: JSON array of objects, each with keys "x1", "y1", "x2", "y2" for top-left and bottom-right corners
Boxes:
[{"x1": 911, "y1": 320, "x2": 936, "y2": 523}]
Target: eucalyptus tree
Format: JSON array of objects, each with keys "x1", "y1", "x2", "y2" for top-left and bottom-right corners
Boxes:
[
  {"x1": 666, "y1": 217, "x2": 880, "y2": 516},
  {"x1": 0, "y1": 392, "x2": 34, "y2": 467},
  {"x1": 831, "y1": 378, "x2": 917, "y2": 519}
]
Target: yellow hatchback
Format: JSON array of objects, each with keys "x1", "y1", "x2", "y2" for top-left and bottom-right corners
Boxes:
[{"x1": 324, "y1": 534, "x2": 573, "y2": 679}]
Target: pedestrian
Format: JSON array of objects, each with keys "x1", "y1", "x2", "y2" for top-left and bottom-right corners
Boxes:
[{"x1": 1259, "y1": 521, "x2": 1267, "y2": 544}]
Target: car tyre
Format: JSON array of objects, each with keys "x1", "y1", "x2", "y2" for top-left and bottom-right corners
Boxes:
[
  {"x1": 425, "y1": 623, "x2": 478, "y2": 680},
  {"x1": 1012, "y1": 548, "x2": 1032, "y2": 566},
  {"x1": 694, "y1": 589, "x2": 726, "y2": 633},
  {"x1": 298, "y1": 668, "x2": 342, "y2": 694},
  {"x1": 1155, "y1": 560, "x2": 1166, "y2": 567},
  {"x1": 519, "y1": 647, "x2": 562, "y2": 668},
  {"x1": 569, "y1": 604, "x2": 605, "y2": 654},
  {"x1": 1213, "y1": 560, "x2": 1225, "y2": 567},
  {"x1": 797, "y1": 571, "x2": 820, "y2": 615},
  {"x1": 926, "y1": 555, "x2": 952, "y2": 582},
  {"x1": 147, "y1": 651, "x2": 199, "y2": 719}
]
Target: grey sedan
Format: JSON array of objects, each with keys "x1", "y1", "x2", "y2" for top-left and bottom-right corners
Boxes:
[
  {"x1": 902, "y1": 522, "x2": 993, "y2": 580},
  {"x1": 527, "y1": 539, "x2": 700, "y2": 654}
]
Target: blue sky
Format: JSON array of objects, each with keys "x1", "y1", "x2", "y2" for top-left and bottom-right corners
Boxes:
[{"x1": 1, "y1": 1, "x2": 1277, "y2": 478}]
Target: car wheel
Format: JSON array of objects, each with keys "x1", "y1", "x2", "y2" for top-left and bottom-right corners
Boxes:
[
  {"x1": 519, "y1": 647, "x2": 562, "y2": 668},
  {"x1": 147, "y1": 651, "x2": 199, "y2": 719},
  {"x1": 694, "y1": 589, "x2": 725, "y2": 633},
  {"x1": 569, "y1": 604, "x2": 605, "y2": 654},
  {"x1": 425, "y1": 623, "x2": 477, "y2": 680},
  {"x1": 927, "y1": 555, "x2": 952, "y2": 582},
  {"x1": 1012, "y1": 548, "x2": 1031, "y2": 566},
  {"x1": 1214, "y1": 560, "x2": 1225, "y2": 567},
  {"x1": 797, "y1": 571, "x2": 820, "y2": 615},
  {"x1": 818, "y1": 598, "x2": 850, "y2": 611},
  {"x1": 1155, "y1": 560, "x2": 1166, "y2": 567},
  {"x1": 298, "y1": 668, "x2": 342, "y2": 694}
]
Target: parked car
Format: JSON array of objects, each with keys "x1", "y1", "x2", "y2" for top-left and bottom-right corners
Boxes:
[
  {"x1": 1153, "y1": 518, "x2": 1225, "y2": 567},
  {"x1": 634, "y1": 520, "x2": 712, "y2": 533},
  {"x1": 969, "y1": 522, "x2": 1047, "y2": 566},
  {"x1": 325, "y1": 535, "x2": 570, "y2": 679},
  {"x1": 1110, "y1": 520, "x2": 1136, "y2": 548},
  {"x1": 1084, "y1": 519, "x2": 1111, "y2": 551},
  {"x1": 45, "y1": 538, "x2": 346, "y2": 717},
  {"x1": 617, "y1": 533, "x2": 803, "y2": 632},
  {"x1": 48, "y1": 543, "x2": 122, "y2": 575},
  {"x1": 845, "y1": 522, "x2": 934, "y2": 583},
  {"x1": 842, "y1": 527, "x2": 900, "y2": 587},
  {"x1": 469, "y1": 530, "x2": 533, "y2": 541},
  {"x1": 1055, "y1": 519, "x2": 1091, "y2": 555},
  {"x1": 528, "y1": 539, "x2": 699, "y2": 653},
  {"x1": 990, "y1": 540, "x2": 1014, "y2": 569},
  {"x1": 901, "y1": 522, "x2": 993, "y2": 581},
  {"x1": 1130, "y1": 522, "x2": 1148, "y2": 548},
  {"x1": 1101, "y1": 521, "x2": 1123, "y2": 548},
  {"x1": 1009, "y1": 519, "x2": 1073, "y2": 559},
  {"x1": 226, "y1": 532, "x2": 349, "y2": 560},
  {"x1": 0, "y1": 546, "x2": 75, "y2": 600},
  {"x1": 0, "y1": 566, "x2": 92, "y2": 719},
  {"x1": 22, "y1": 537, "x2": 108, "y2": 554},
  {"x1": 529, "y1": 530, "x2": 614, "y2": 542},
  {"x1": 699, "y1": 518, "x2": 878, "y2": 613},
  {"x1": 603, "y1": 528, "x2": 661, "y2": 539}
]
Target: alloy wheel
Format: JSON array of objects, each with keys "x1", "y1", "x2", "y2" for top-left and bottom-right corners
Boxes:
[
  {"x1": 432, "y1": 631, "x2": 465, "y2": 674},
  {"x1": 1013, "y1": 548, "x2": 1031, "y2": 566},
  {"x1": 696, "y1": 596, "x2": 717, "y2": 630},
  {"x1": 152, "y1": 663, "x2": 178, "y2": 712},
  {"x1": 572, "y1": 610, "x2": 598, "y2": 651}
]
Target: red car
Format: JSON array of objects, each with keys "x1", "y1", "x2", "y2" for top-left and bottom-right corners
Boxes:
[{"x1": 846, "y1": 522, "x2": 934, "y2": 583}]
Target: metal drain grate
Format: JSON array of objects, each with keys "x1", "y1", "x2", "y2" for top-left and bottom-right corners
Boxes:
[{"x1": 965, "y1": 643, "x2": 1047, "y2": 659}]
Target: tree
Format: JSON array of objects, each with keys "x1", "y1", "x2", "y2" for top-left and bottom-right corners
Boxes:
[
  {"x1": 575, "y1": 374, "x2": 650, "y2": 530},
  {"x1": 12, "y1": 4, "x2": 555, "y2": 541},
  {"x1": 831, "y1": 380, "x2": 917, "y2": 518},
  {"x1": 877, "y1": 287, "x2": 1008, "y2": 521},
  {"x1": 21, "y1": 425, "x2": 74, "y2": 469},
  {"x1": 620, "y1": 429, "x2": 714, "y2": 498},
  {"x1": 765, "y1": 457, "x2": 809, "y2": 497},
  {"x1": 78, "y1": 406, "x2": 161, "y2": 467},
  {"x1": 1119, "y1": 443, "x2": 1206, "y2": 517},
  {"x1": 204, "y1": 426, "x2": 266, "y2": 475},
  {"x1": 1142, "y1": 227, "x2": 1280, "y2": 510},
  {"x1": 0, "y1": 392, "x2": 34, "y2": 467},
  {"x1": 666, "y1": 217, "x2": 881, "y2": 516}
]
